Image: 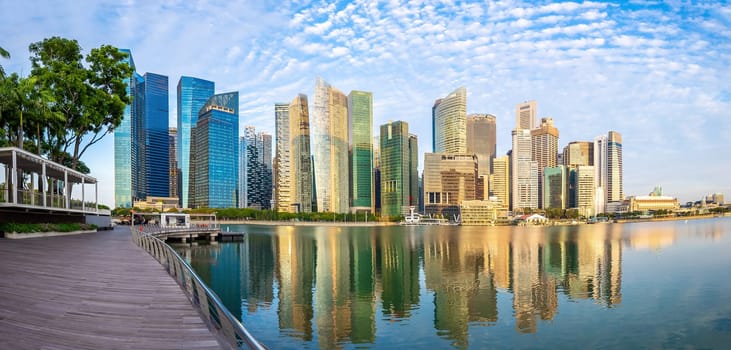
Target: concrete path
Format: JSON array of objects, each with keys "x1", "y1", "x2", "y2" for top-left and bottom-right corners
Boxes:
[{"x1": 0, "y1": 226, "x2": 221, "y2": 349}]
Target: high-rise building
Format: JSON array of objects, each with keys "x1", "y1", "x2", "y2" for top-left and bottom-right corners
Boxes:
[
  {"x1": 177, "y1": 76, "x2": 215, "y2": 208},
  {"x1": 466, "y1": 114, "x2": 497, "y2": 177},
  {"x1": 240, "y1": 126, "x2": 273, "y2": 209},
  {"x1": 543, "y1": 165, "x2": 567, "y2": 209},
  {"x1": 574, "y1": 165, "x2": 596, "y2": 217},
  {"x1": 491, "y1": 155, "x2": 510, "y2": 207},
  {"x1": 114, "y1": 48, "x2": 137, "y2": 208},
  {"x1": 380, "y1": 121, "x2": 412, "y2": 217},
  {"x1": 594, "y1": 131, "x2": 623, "y2": 214},
  {"x1": 432, "y1": 87, "x2": 467, "y2": 153},
  {"x1": 408, "y1": 134, "x2": 419, "y2": 211},
  {"x1": 168, "y1": 127, "x2": 179, "y2": 199},
  {"x1": 423, "y1": 153, "x2": 479, "y2": 218},
  {"x1": 312, "y1": 78, "x2": 349, "y2": 213},
  {"x1": 348, "y1": 90, "x2": 373, "y2": 213},
  {"x1": 562, "y1": 141, "x2": 594, "y2": 167},
  {"x1": 516, "y1": 101, "x2": 536, "y2": 130},
  {"x1": 373, "y1": 135, "x2": 381, "y2": 214},
  {"x1": 189, "y1": 92, "x2": 238, "y2": 208},
  {"x1": 138, "y1": 72, "x2": 170, "y2": 198},
  {"x1": 511, "y1": 129, "x2": 538, "y2": 211},
  {"x1": 275, "y1": 95, "x2": 314, "y2": 213},
  {"x1": 531, "y1": 117, "x2": 559, "y2": 209}
]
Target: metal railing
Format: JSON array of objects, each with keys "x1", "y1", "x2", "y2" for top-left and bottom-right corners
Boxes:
[{"x1": 131, "y1": 225, "x2": 265, "y2": 350}]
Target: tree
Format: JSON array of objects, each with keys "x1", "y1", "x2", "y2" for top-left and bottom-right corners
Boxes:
[
  {"x1": 0, "y1": 46, "x2": 9, "y2": 77},
  {"x1": 29, "y1": 37, "x2": 133, "y2": 171}
]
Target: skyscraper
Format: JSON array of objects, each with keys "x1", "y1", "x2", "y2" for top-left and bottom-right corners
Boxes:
[
  {"x1": 408, "y1": 134, "x2": 419, "y2": 211},
  {"x1": 466, "y1": 114, "x2": 497, "y2": 177},
  {"x1": 240, "y1": 126, "x2": 272, "y2": 209},
  {"x1": 189, "y1": 92, "x2": 238, "y2": 208},
  {"x1": 543, "y1": 165, "x2": 567, "y2": 209},
  {"x1": 531, "y1": 117, "x2": 559, "y2": 209},
  {"x1": 177, "y1": 76, "x2": 215, "y2": 208},
  {"x1": 433, "y1": 87, "x2": 467, "y2": 153},
  {"x1": 511, "y1": 129, "x2": 538, "y2": 211},
  {"x1": 562, "y1": 141, "x2": 594, "y2": 167},
  {"x1": 275, "y1": 94, "x2": 314, "y2": 213},
  {"x1": 516, "y1": 101, "x2": 536, "y2": 130},
  {"x1": 260, "y1": 132, "x2": 273, "y2": 210},
  {"x1": 114, "y1": 48, "x2": 137, "y2": 208},
  {"x1": 575, "y1": 165, "x2": 596, "y2": 217},
  {"x1": 168, "y1": 127, "x2": 179, "y2": 199},
  {"x1": 594, "y1": 131, "x2": 624, "y2": 213},
  {"x1": 348, "y1": 90, "x2": 373, "y2": 213},
  {"x1": 491, "y1": 155, "x2": 510, "y2": 207},
  {"x1": 380, "y1": 121, "x2": 411, "y2": 217},
  {"x1": 139, "y1": 72, "x2": 170, "y2": 198},
  {"x1": 312, "y1": 78, "x2": 349, "y2": 213}
]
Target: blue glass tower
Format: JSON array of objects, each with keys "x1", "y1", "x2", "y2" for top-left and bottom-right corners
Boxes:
[
  {"x1": 190, "y1": 92, "x2": 239, "y2": 208},
  {"x1": 177, "y1": 77, "x2": 215, "y2": 208},
  {"x1": 114, "y1": 49, "x2": 135, "y2": 208},
  {"x1": 138, "y1": 72, "x2": 170, "y2": 198}
]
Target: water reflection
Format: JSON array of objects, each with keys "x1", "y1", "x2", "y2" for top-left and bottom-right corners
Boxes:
[{"x1": 174, "y1": 218, "x2": 730, "y2": 349}]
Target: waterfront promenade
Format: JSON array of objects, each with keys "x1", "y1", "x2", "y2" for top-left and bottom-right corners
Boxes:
[{"x1": 0, "y1": 226, "x2": 221, "y2": 349}]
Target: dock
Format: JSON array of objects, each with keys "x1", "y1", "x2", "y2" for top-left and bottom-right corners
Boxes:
[{"x1": 0, "y1": 226, "x2": 221, "y2": 350}]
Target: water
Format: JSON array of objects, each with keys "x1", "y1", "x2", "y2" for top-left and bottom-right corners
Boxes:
[{"x1": 174, "y1": 218, "x2": 731, "y2": 349}]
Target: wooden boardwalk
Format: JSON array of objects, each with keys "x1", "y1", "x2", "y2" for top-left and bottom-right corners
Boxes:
[{"x1": 0, "y1": 226, "x2": 222, "y2": 350}]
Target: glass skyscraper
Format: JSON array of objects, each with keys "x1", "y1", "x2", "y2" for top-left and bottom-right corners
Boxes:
[
  {"x1": 139, "y1": 72, "x2": 170, "y2": 198},
  {"x1": 114, "y1": 49, "x2": 136, "y2": 208},
  {"x1": 177, "y1": 76, "x2": 215, "y2": 208},
  {"x1": 189, "y1": 92, "x2": 239, "y2": 208},
  {"x1": 432, "y1": 87, "x2": 467, "y2": 153},
  {"x1": 380, "y1": 120, "x2": 411, "y2": 217},
  {"x1": 348, "y1": 90, "x2": 373, "y2": 212}
]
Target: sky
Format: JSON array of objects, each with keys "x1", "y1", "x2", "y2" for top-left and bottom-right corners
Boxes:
[{"x1": 1, "y1": 0, "x2": 730, "y2": 207}]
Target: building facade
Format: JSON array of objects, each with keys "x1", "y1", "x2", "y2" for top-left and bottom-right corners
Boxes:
[
  {"x1": 348, "y1": 90, "x2": 373, "y2": 213},
  {"x1": 511, "y1": 129, "x2": 538, "y2": 211},
  {"x1": 139, "y1": 72, "x2": 170, "y2": 198},
  {"x1": 380, "y1": 121, "x2": 412, "y2": 218},
  {"x1": 594, "y1": 131, "x2": 624, "y2": 214},
  {"x1": 531, "y1": 117, "x2": 559, "y2": 209},
  {"x1": 515, "y1": 100, "x2": 536, "y2": 130},
  {"x1": 114, "y1": 48, "x2": 137, "y2": 208},
  {"x1": 562, "y1": 141, "x2": 594, "y2": 167},
  {"x1": 177, "y1": 76, "x2": 215, "y2": 208},
  {"x1": 543, "y1": 165, "x2": 567, "y2": 209},
  {"x1": 466, "y1": 114, "x2": 497, "y2": 177},
  {"x1": 423, "y1": 153, "x2": 479, "y2": 218},
  {"x1": 240, "y1": 126, "x2": 272, "y2": 209},
  {"x1": 574, "y1": 165, "x2": 596, "y2": 217},
  {"x1": 312, "y1": 78, "x2": 349, "y2": 213},
  {"x1": 491, "y1": 155, "x2": 510, "y2": 207},
  {"x1": 433, "y1": 87, "x2": 467, "y2": 153},
  {"x1": 168, "y1": 127, "x2": 179, "y2": 199},
  {"x1": 189, "y1": 92, "x2": 239, "y2": 208},
  {"x1": 287, "y1": 94, "x2": 315, "y2": 213}
]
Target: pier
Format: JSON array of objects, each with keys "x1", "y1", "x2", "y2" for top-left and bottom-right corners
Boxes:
[{"x1": 0, "y1": 226, "x2": 221, "y2": 349}]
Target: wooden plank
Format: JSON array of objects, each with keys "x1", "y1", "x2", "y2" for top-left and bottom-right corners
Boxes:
[{"x1": 0, "y1": 226, "x2": 224, "y2": 349}]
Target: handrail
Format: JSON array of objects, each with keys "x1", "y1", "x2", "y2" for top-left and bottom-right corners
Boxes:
[{"x1": 131, "y1": 225, "x2": 266, "y2": 350}]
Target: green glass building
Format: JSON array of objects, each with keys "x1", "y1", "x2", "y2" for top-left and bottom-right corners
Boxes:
[
  {"x1": 380, "y1": 121, "x2": 412, "y2": 217},
  {"x1": 348, "y1": 90, "x2": 373, "y2": 212}
]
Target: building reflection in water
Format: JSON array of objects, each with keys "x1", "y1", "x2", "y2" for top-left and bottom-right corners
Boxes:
[{"x1": 177, "y1": 221, "x2": 693, "y2": 347}]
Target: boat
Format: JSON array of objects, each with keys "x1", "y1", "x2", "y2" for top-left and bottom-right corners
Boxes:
[{"x1": 400, "y1": 207, "x2": 449, "y2": 225}]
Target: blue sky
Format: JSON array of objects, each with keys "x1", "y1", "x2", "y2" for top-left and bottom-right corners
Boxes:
[{"x1": 1, "y1": 0, "x2": 730, "y2": 206}]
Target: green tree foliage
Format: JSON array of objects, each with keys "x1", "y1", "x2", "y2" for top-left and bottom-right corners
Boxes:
[
  {"x1": 0, "y1": 46, "x2": 9, "y2": 77},
  {"x1": 27, "y1": 37, "x2": 133, "y2": 171}
]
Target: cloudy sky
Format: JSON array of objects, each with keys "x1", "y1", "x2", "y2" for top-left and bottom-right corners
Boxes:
[{"x1": 2, "y1": 0, "x2": 730, "y2": 206}]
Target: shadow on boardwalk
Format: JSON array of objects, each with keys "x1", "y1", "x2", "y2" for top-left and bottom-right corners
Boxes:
[{"x1": 0, "y1": 226, "x2": 221, "y2": 350}]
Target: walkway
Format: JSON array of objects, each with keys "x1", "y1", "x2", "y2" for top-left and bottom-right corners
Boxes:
[{"x1": 0, "y1": 226, "x2": 221, "y2": 350}]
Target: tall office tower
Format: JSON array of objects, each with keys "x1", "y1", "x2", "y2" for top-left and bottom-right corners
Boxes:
[
  {"x1": 574, "y1": 165, "x2": 596, "y2": 217},
  {"x1": 491, "y1": 155, "x2": 510, "y2": 207},
  {"x1": 274, "y1": 103, "x2": 291, "y2": 212},
  {"x1": 373, "y1": 135, "x2": 381, "y2": 214},
  {"x1": 562, "y1": 141, "x2": 594, "y2": 167},
  {"x1": 466, "y1": 114, "x2": 497, "y2": 177},
  {"x1": 593, "y1": 131, "x2": 623, "y2": 214},
  {"x1": 238, "y1": 135, "x2": 248, "y2": 208},
  {"x1": 423, "y1": 153, "x2": 479, "y2": 218},
  {"x1": 312, "y1": 77, "x2": 349, "y2": 213},
  {"x1": 114, "y1": 49, "x2": 137, "y2": 208},
  {"x1": 260, "y1": 133, "x2": 273, "y2": 210},
  {"x1": 348, "y1": 90, "x2": 373, "y2": 213},
  {"x1": 380, "y1": 121, "x2": 411, "y2": 217},
  {"x1": 511, "y1": 129, "x2": 538, "y2": 211},
  {"x1": 408, "y1": 134, "x2": 419, "y2": 209},
  {"x1": 432, "y1": 87, "x2": 467, "y2": 153},
  {"x1": 189, "y1": 92, "x2": 238, "y2": 208},
  {"x1": 138, "y1": 72, "x2": 170, "y2": 198},
  {"x1": 290, "y1": 94, "x2": 315, "y2": 212},
  {"x1": 531, "y1": 117, "x2": 559, "y2": 209},
  {"x1": 543, "y1": 165, "x2": 567, "y2": 209},
  {"x1": 515, "y1": 101, "x2": 537, "y2": 130},
  {"x1": 168, "y1": 127, "x2": 179, "y2": 199},
  {"x1": 177, "y1": 76, "x2": 215, "y2": 208}
]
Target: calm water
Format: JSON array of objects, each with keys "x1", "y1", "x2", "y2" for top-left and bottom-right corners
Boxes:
[{"x1": 174, "y1": 218, "x2": 731, "y2": 349}]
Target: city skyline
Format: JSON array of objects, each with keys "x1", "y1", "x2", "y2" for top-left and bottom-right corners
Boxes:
[{"x1": 2, "y1": 1, "x2": 729, "y2": 205}]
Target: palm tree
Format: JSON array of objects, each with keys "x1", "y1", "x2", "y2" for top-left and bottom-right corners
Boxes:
[{"x1": 0, "y1": 46, "x2": 9, "y2": 77}]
